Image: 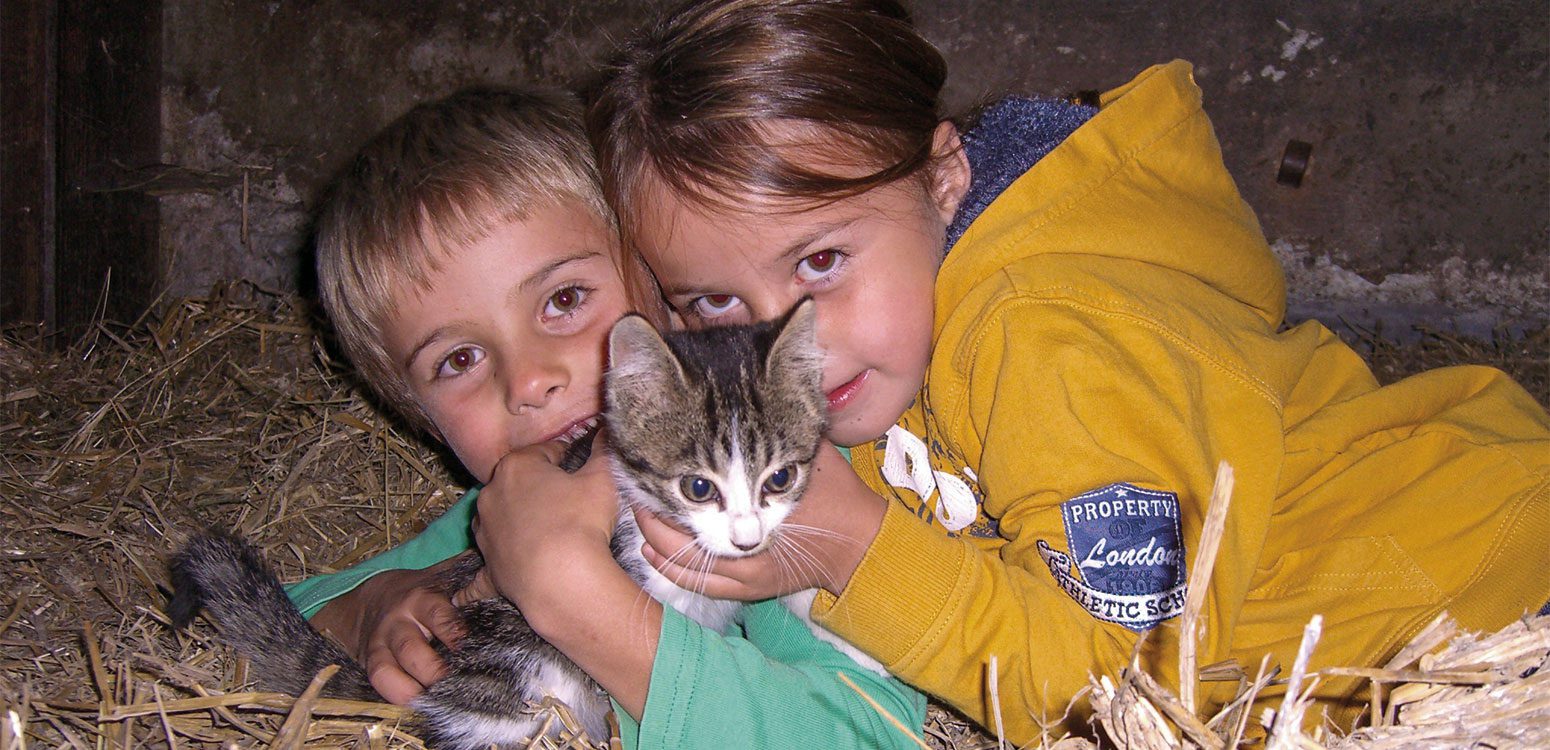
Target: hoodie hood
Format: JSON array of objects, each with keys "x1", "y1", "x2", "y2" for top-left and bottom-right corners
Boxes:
[
  {"x1": 945, "y1": 96, "x2": 1096, "y2": 250},
  {"x1": 937, "y1": 61, "x2": 1286, "y2": 332}
]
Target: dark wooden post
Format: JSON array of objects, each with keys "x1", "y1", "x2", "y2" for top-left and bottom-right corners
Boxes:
[
  {"x1": 54, "y1": 0, "x2": 164, "y2": 338},
  {"x1": 1, "y1": 0, "x2": 57, "y2": 330},
  {"x1": 2, "y1": 1, "x2": 162, "y2": 340}
]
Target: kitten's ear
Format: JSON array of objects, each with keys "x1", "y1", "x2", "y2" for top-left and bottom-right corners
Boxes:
[
  {"x1": 607, "y1": 314, "x2": 687, "y2": 409},
  {"x1": 766, "y1": 298, "x2": 824, "y2": 395}
]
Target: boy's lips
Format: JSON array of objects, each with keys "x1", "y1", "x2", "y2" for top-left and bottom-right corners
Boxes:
[
  {"x1": 826, "y1": 370, "x2": 870, "y2": 412},
  {"x1": 544, "y1": 415, "x2": 601, "y2": 446}
]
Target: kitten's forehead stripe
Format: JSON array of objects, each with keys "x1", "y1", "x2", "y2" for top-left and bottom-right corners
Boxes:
[{"x1": 616, "y1": 450, "x2": 672, "y2": 483}]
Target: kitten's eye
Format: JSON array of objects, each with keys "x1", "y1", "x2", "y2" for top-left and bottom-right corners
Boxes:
[
  {"x1": 762, "y1": 466, "x2": 795, "y2": 494},
  {"x1": 436, "y1": 346, "x2": 485, "y2": 378},
  {"x1": 795, "y1": 250, "x2": 843, "y2": 282},
  {"x1": 689, "y1": 294, "x2": 741, "y2": 319},
  {"x1": 679, "y1": 475, "x2": 720, "y2": 503},
  {"x1": 543, "y1": 285, "x2": 589, "y2": 319}
]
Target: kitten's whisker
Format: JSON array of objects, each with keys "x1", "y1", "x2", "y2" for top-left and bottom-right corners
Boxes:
[
  {"x1": 778, "y1": 523, "x2": 861, "y2": 587},
  {"x1": 780, "y1": 522, "x2": 857, "y2": 546},
  {"x1": 629, "y1": 584, "x2": 661, "y2": 627},
  {"x1": 774, "y1": 531, "x2": 825, "y2": 571},
  {"x1": 688, "y1": 547, "x2": 718, "y2": 598},
  {"x1": 771, "y1": 536, "x2": 824, "y2": 593},
  {"x1": 764, "y1": 541, "x2": 798, "y2": 591},
  {"x1": 660, "y1": 540, "x2": 707, "y2": 588}
]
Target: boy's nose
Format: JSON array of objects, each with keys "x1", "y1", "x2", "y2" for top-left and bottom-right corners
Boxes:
[{"x1": 504, "y1": 357, "x2": 567, "y2": 414}]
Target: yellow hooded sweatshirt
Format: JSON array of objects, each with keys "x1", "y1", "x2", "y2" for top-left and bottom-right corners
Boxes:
[{"x1": 812, "y1": 61, "x2": 1550, "y2": 740}]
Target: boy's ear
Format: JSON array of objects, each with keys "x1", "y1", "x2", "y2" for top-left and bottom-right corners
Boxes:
[{"x1": 928, "y1": 120, "x2": 971, "y2": 225}]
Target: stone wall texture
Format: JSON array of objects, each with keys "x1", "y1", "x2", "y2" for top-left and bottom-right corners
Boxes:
[{"x1": 159, "y1": 0, "x2": 1548, "y2": 334}]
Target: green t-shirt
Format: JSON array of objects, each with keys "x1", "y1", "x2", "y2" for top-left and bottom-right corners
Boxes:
[{"x1": 284, "y1": 479, "x2": 925, "y2": 750}]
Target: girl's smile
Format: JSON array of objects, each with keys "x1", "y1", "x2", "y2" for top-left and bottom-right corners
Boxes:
[{"x1": 825, "y1": 369, "x2": 870, "y2": 414}]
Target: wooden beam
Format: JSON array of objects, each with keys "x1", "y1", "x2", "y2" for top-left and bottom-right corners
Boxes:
[
  {"x1": 1, "y1": 0, "x2": 57, "y2": 329},
  {"x1": 54, "y1": 0, "x2": 162, "y2": 339}
]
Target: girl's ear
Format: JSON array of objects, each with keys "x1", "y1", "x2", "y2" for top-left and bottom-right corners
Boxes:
[{"x1": 927, "y1": 120, "x2": 972, "y2": 225}]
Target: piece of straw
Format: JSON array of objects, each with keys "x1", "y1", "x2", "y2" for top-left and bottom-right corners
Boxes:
[{"x1": 1180, "y1": 461, "x2": 1235, "y2": 716}]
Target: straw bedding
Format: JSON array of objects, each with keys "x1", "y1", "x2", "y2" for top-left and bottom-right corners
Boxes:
[{"x1": 1, "y1": 284, "x2": 1545, "y2": 749}]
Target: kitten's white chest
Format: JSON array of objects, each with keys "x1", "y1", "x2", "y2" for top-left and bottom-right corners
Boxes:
[{"x1": 613, "y1": 508, "x2": 741, "y2": 633}]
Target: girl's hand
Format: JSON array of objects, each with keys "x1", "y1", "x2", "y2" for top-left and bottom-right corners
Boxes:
[
  {"x1": 309, "y1": 561, "x2": 466, "y2": 705},
  {"x1": 634, "y1": 444, "x2": 886, "y2": 599}
]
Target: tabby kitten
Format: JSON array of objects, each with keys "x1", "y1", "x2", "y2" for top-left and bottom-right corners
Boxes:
[{"x1": 170, "y1": 300, "x2": 882, "y2": 750}]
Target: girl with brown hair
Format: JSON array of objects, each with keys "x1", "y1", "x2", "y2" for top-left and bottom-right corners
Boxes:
[{"x1": 584, "y1": 0, "x2": 1550, "y2": 742}]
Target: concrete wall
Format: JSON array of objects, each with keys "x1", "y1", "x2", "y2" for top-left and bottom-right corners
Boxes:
[{"x1": 159, "y1": 0, "x2": 1548, "y2": 334}]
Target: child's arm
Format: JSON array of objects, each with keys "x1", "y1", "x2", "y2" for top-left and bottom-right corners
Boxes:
[
  {"x1": 285, "y1": 487, "x2": 479, "y2": 702},
  {"x1": 804, "y1": 304, "x2": 1270, "y2": 741},
  {"x1": 475, "y1": 442, "x2": 926, "y2": 749},
  {"x1": 472, "y1": 441, "x2": 658, "y2": 714}
]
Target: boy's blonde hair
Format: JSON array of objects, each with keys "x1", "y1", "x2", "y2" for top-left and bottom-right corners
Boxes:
[{"x1": 315, "y1": 86, "x2": 620, "y2": 433}]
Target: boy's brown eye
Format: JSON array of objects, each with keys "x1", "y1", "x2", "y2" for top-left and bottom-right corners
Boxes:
[
  {"x1": 806, "y1": 251, "x2": 835, "y2": 271},
  {"x1": 437, "y1": 346, "x2": 484, "y2": 378},
  {"x1": 542, "y1": 285, "x2": 591, "y2": 319},
  {"x1": 551, "y1": 287, "x2": 580, "y2": 312}
]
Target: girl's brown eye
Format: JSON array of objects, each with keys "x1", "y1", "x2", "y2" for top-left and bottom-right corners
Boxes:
[
  {"x1": 690, "y1": 293, "x2": 742, "y2": 320},
  {"x1": 796, "y1": 250, "x2": 843, "y2": 282}
]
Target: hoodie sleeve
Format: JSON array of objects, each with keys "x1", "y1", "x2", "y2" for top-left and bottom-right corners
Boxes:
[
  {"x1": 284, "y1": 487, "x2": 479, "y2": 618},
  {"x1": 617, "y1": 600, "x2": 927, "y2": 750}
]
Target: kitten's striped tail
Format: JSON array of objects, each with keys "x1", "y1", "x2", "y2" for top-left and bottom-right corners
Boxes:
[{"x1": 168, "y1": 531, "x2": 378, "y2": 701}]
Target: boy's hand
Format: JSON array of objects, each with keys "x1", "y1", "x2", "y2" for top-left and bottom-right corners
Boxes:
[
  {"x1": 634, "y1": 444, "x2": 886, "y2": 599},
  {"x1": 308, "y1": 561, "x2": 466, "y2": 704},
  {"x1": 471, "y1": 436, "x2": 621, "y2": 608},
  {"x1": 469, "y1": 434, "x2": 662, "y2": 717}
]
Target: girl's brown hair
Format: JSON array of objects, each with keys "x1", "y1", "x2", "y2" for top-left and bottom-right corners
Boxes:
[{"x1": 587, "y1": 0, "x2": 949, "y2": 240}]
